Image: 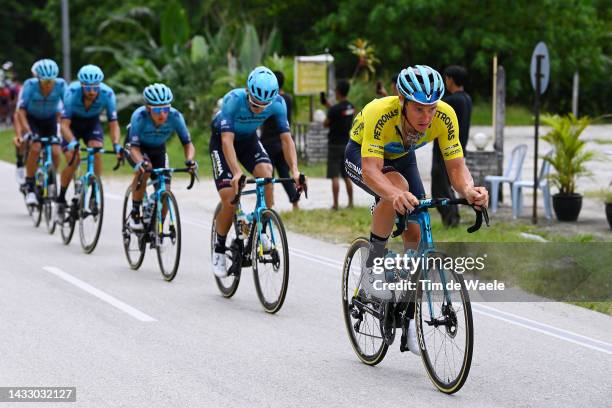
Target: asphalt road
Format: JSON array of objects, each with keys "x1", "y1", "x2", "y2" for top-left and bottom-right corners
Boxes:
[{"x1": 0, "y1": 160, "x2": 611, "y2": 408}]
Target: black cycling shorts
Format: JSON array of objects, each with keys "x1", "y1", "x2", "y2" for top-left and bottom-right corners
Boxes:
[
  {"x1": 344, "y1": 139, "x2": 426, "y2": 200},
  {"x1": 209, "y1": 129, "x2": 272, "y2": 191},
  {"x1": 126, "y1": 144, "x2": 169, "y2": 182},
  {"x1": 26, "y1": 114, "x2": 59, "y2": 143}
]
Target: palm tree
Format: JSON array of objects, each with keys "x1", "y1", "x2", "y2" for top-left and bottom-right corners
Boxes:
[{"x1": 348, "y1": 38, "x2": 379, "y2": 81}]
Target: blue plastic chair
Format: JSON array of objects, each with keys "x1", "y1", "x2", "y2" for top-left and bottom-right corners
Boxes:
[
  {"x1": 511, "y1": 150, "x2": 553, "y2": 219},
  {"x1": 484, "y1": 144, "x2": 528, "y2": 212}
]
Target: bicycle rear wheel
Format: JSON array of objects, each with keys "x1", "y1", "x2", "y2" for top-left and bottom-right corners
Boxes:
[
  {"x1": 252, "y1": 209, "x2": 289, "y2": 314},
  {"x1": 342, "y1": 237, "x2": 388, "y2": 365},
  {"x1": 155, "y1": 191, "x2": 181, "y2": 281},
  {"x1": 122, "y1": 186, "x2": 146, "y2": 269},
  {"x1": 79, "y1": 174, "x2": 104, "y2": 254},
  {"x1": 415, "y1": 251, "x2": 473, "y2": 394},
  {"x1": 211, "y1": 203, "x2": 241, "y2": 297}
]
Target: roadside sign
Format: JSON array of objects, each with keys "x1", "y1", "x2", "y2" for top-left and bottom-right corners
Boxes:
[
  {"x1": 294, "y1": 55, "x2": 334, "y2": 96},
  {"x1": 530, "y1": 42, "x2": 550, "y2": 94}
]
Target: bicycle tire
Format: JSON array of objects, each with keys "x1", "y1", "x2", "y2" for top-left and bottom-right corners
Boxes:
[
  {"x1": 155, "y1": 191, "x2": 181, "y2": 281},
  {"x1": 342, "y1": 237, "x2": 389, "y2": 365},
  {"x1": 79, "y1": 174, "x2": 104, "y2": 254},
  {"x1": 30, "y1": 170, "x2": 44, "y2": 227},
  {"x1": 122, "y1": 185, "x2": 146, "y2": 270},
  {"x1": 44, "y1": 165, "x2": 57, "y2": 235},
  {"x1": 60, "y1": 178, "x2": 78, "y2": 245},
  {"x1": 415, "y1": 251, "x2": 473, "y2": 394},
  {"x1": 211, "y1": 203, "x2": 241, "y2": 297},
  {"x1": 252, "y1": 209, "x2": 289, "y2": 314}
]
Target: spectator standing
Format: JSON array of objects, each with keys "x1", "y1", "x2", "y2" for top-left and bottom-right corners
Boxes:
[
  {"x1": 431, "y1": 65, "x2": 472, "y2": 227},
  {"x1": 324, "y1": 79, "x2": 354, "y2": 209}
]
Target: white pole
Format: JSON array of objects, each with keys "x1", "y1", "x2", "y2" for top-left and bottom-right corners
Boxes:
[
  {"x1": 492, "y1": 54, "x2": 498, "y2": 131},
  {"x1": 61, "y1": 0, "x2": 71, "y2": 81},
  {"x1": 572, "y1": 71, "x2": 579, "y2": 117}
]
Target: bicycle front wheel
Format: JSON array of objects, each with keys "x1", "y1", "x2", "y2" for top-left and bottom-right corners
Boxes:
[
  {"x1": 43, "y1": 166, "x2": 57, "y2": 235},
  {"x1": 252, "y1": 209, "x2": 289, "y2": 314},
  {"x1": 415, "y1": 251, "x2": 473, "y2": 394},
  {"x1": 79, "y1": 174, "x2": 104, "y2": 254},
  {"x1": 211, "y1": 203, "x2": 241, "y2": 297},
  {"x1": 342, "y1": 237, "x2": 388, "y2": 365},
  {"x1": 155, "y1": 191, "x2": 181, "y2": 281},
  {"x1": 122, "y1": 186, "x2": 146, "y2": 270},
  {"x1": 60, "y1": 180, "x2": 78, "y2": 245},
  {"x1": 30, "y1": 170, "x2": 44, "y2": 227}
]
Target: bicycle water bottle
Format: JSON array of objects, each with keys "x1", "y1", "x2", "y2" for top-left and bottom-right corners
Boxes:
[
  {"x1": 236, "y1": 210, "x2": 248, "y2": 239},
  {"x1": 75, "y1": 178, "x2": 83, "y2": 195},
  {"x1": 142, "y1": 202, "x2": 152, "y2": 225},
  {"x1": 384, "y1": 250, "x2": 399, "y2": 283},
  {"x1": 48, "y1": 183, "x2": 56, "y2": 199}
]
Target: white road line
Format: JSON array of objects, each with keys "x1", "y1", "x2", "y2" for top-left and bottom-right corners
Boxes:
[
  {"x1": 182, "y1": 216, "x2": 612, "y2": 354},
  {"x1": 43, "y1": 266, "x2": 156, "y2": 322}
]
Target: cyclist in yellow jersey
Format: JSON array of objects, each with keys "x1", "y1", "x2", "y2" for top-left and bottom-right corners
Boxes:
[{"x1": 344, "y1": 65, "x2": 488, "y2": 302}]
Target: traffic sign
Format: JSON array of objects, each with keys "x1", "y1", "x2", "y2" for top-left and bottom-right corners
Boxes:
[{"x1": 530, "y1": 42, "x2": 550, "y2": 94}]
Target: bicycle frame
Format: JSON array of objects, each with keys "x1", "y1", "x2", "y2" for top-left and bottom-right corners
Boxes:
[
  {"x1": 74, "y1": 147, "x2": 103, "y2": 214},
  {"x1": 147, "y1": 169, "x2": 176, "y2": 235},
  {"x1": 35, "y1": 137, "x2": 56, "y2": 200},
  {"x1": 235, "y1": 178, "x2": 281, "y2": 256}
]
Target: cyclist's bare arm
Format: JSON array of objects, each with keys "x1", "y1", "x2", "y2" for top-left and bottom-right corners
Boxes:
[
  {"x1": 279, "y1": 132, "x2": 300, "y2": 179},
  {"x1": 108, "y1": 120, "x2": 121, "y2": 145},
  {"x1": 60, "y1": 118, "x2": 76, "y2": 143},
  {"x1": 183, "y1": 142, "x2": 195, "y2": 162},
  {"x1": 220, "y1": 131, "x2": 242, "y2": 191},
  {"x1": 16, "y1": 108, "x2": 31, "y2": 134},
  {"x1": 444, "y1": 157, "x2": 488, "y2": 207}
]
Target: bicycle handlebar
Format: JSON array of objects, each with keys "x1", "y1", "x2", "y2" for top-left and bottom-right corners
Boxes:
[
  {"x1": 67, "y1": 145, "x2": 124, "y2": 170},
  {"x1": 230, "y1": 173, "x2": 308, "y2": 205},
  {"x1": 391, "y1": 198, "x2": 489, "y2": 238},
  {"x1": 136, "y1": 167, "x2": 198, "y2": 190}
]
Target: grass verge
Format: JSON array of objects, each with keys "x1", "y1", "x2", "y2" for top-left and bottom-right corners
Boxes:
[{"x1": 281, "y1": 206, "x2": 612, "y2": 315}]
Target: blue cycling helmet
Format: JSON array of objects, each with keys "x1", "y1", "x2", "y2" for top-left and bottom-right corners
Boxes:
[
  {"x1": 77, "y1": 64, "x2": 104, "y2": 84},
  {"x1": 34, "y1": 59, "x2": 59, "y2": 80},
  {"x1": 396, "y1": 65, "x2": 444, "y2": 105},
  {"x1": 247, "y1": 66, "x2": 279, "y2": 104},
  {"x1": 143, "y1": 83, "x2": 173, "y2": 105}
]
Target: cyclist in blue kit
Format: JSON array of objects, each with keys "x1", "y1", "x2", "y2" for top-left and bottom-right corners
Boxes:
[
  {"x1": 209, "y1": 66, "x2": 305, "y2": 277},
  {"x1": 125, "y1": 83, "x2": 197, "y2": 231},
  {"x1": 15, "y1": 59, "x2": 66, "y2": 205},
  {"x1": 56, "y1": 64, "x2": 122, "y2": 219}
]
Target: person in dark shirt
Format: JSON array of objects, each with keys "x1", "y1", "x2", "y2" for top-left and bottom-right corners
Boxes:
[
  {"x1": 432, "y1": 65, "x2": 473, "y2": 227},
  {"x1": 260, "y1": 70, "x2": 299, "y2": 209},
  {"x1": 324, "y1": 79, "x2": 354, "y2": 209}
]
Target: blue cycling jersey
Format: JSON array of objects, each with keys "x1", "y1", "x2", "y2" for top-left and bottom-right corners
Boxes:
[
  {"x1": 62, "y1": 81, "x2": 118, "y2": 121},
  {"x1": 128, "y1": 106, "x2": 191, "y2": 148},
  {"x1": 212, "y1": 88, "x2": 290, "y2": 141},
  {"x1": 17, "y1": 78, "x2": 66, "y2": 119}
]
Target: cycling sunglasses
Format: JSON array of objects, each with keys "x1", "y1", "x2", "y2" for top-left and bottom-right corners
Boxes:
[
  {"x1": 39, "y1": 79, "x2": 55, "y2": 85},
  {"x1": 247, "y1": 93, "x2": 272, "y2": 110},
  {"x1": 82, "y1": 85, "x2": 100, "y2": 92},
  {"x1": 150, "y1": 106, "x2": 171, "y2": 115}
]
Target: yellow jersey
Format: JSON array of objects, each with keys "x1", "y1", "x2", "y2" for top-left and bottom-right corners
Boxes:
[{"x1": 349, "y1": 96, "x2": 463, "y2": 161}]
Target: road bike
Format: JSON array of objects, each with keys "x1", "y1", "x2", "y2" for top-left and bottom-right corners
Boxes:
[
  {"x1": 210, "y1": 174, "x2": 306, "y2": 313},
  {"x1": 342, "y1": 198, "x2": 489, "y2": 394},
  {"x1": 27, "y1": 135, "x2": 59, "y2": 234},
  {"x1": 122, "y1": 167, "x2": 196, "y2": 281},
  {"x1": 59, "y1": 146, "x2": 121, "y2": 253}
]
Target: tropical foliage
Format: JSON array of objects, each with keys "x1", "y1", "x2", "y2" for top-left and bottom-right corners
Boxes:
[{"x1": 541, "y1": 114, "x2": 594, "y2": 195}]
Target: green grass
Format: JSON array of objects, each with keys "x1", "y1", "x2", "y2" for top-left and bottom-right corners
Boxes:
[
  {"x1": 471, "y1": 102, "x2": 537, "y2": 126},
  {"x1": 280, "y1": 206, "x2": 612, "y2": 315},
  {"x1": 1, "y1": 127, "x2": 327, "y2": 179},
  {"x1": 593, "y1": 138, "x2": 612, "y2": 145}
]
